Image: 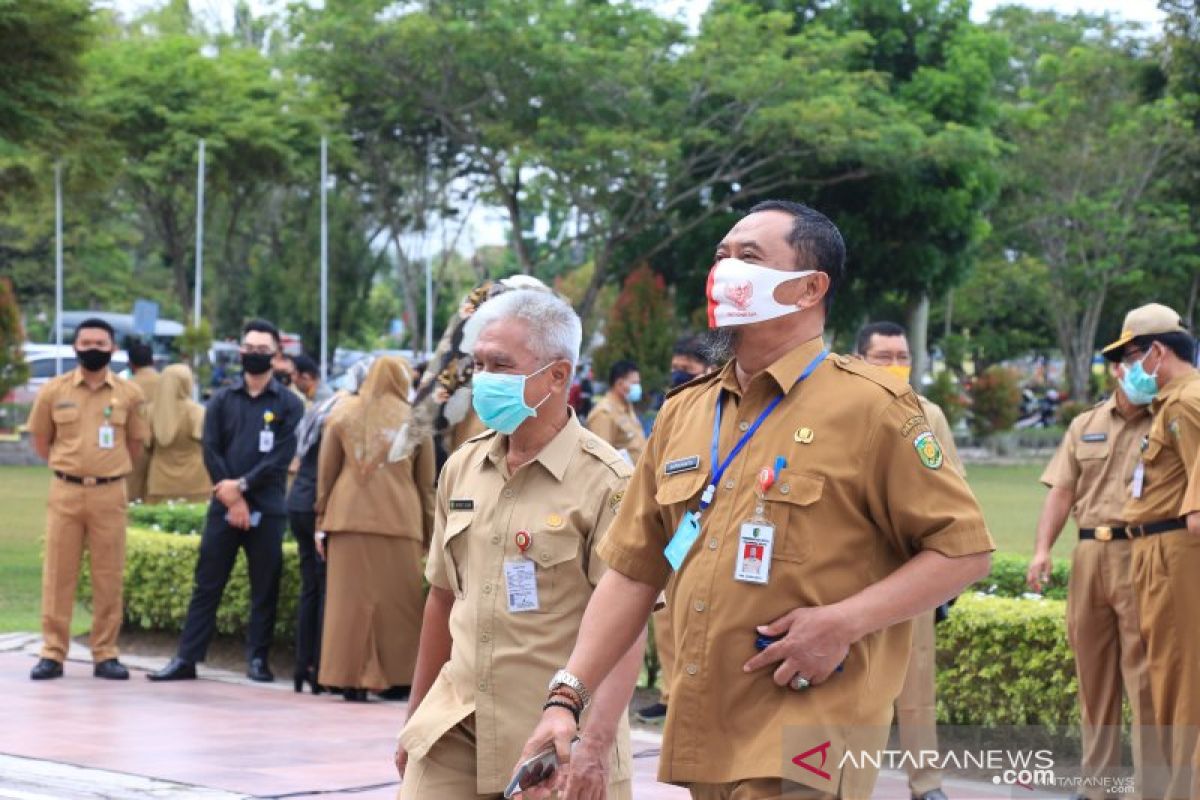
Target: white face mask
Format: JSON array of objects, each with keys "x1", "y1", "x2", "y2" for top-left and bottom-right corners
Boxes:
[{"x1": 706, "y1": 258, "x2": 816, "y2": 328}]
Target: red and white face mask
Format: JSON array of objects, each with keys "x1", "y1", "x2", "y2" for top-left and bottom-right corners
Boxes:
[{"x1": 706, "y1": 258, "x2": 816, "y2": 329}]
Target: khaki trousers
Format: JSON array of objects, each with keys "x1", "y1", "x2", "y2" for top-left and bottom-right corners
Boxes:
[
  {"x1": 654, "y1": 606, "x2": 675, "y2": 704},
  {"x1": 399, "y1": 715, "x2": 632, "y2": 800},
  {"x1": 1066, "y1": 539, "x2": 1158, "y2": 795},
  {"x1": 1131, "y1": 531, "x2": 1200, "y2": 800},
  {"x1": 40, "y1": 479, "x2": 127, "y2": 662},
  {"x1": 688, "y1": 779, "x2": 836, "y2": 799},
  {"x1": 895, "y1": 609, "x2": 941, "y2": 796}
]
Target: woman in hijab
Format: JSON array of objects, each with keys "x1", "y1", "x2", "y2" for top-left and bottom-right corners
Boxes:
[
  {"x1": 145, "y1": 365, "x2": 209, "y2": 503},
  {"x1": 286, "y1": 357, "x2": 374, "y2": 695},
  {"x1": 316, "y1": 356, "x2": 435, "y2": 701}
]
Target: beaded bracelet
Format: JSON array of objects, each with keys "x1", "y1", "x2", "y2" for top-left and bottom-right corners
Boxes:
[{"x1": 542, "y1": 698, "x2": 582, "y2": 725}]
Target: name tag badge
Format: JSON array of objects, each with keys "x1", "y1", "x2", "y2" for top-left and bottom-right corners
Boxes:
[
  {"x1": 664, "y1": 456, "x2": 700, "y2": 475},
  {"x1": 98, "y1": 424, "x2": 115, "y2": 450},
  {"x1": 259, "y1": 429, "x2": 275, "y2": 453},
  {"x1": 1081, "y1": 432, "x2": 1108, "y2": 443},
  {"x1": 734, "y1": 521, "x2": 775, "y2": 584},
  {"x1": 450, "y1": 499, "x2": 475, "y2": 511},
  {"x1": 1131, "y1": 461, "x2": 1145, "y2": 499},
  {"x1": 504, "y1": 558, "x2": 539, "y2": 613},
  {"x1": 664, "y1": 510, "x2": 702, "y2": 571}
]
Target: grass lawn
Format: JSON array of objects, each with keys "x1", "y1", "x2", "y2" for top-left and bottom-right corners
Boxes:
[
  {"x1": 0, "y1": 465, "x2": 92, "y2": 634},
  {"x1": 0, "y1": 461, "x2": 1059, "y2": 635}
]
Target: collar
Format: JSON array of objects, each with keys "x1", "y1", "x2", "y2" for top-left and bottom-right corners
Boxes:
[
  {"x1": 718, "y1": 335, "x2": 827, "y2": 396},
  {"x1": 233, "y1": 376, "x2": 281, "y2": 397},
  {"x1": 72, "y1": 368, "x2": 115, "y2": 389},
  {"x1": 477, "y1": 411, "x2": 583, "y2": 483},
  {"x1": 1151, "y1": 369, "x2": 1200, "y2": 411}
]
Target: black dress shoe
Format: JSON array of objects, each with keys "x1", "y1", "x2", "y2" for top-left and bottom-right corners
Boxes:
[
  {"x1": 342, "y1": 687, "x2": 369, "y2": 702},
  {"x1": 93, "y1": 659, "x2": 130, "y2": 680},
  {"x1": 247, "y1": 658, "x2": 274, "y2": 683},
  {"x1": 376, "y1": 685, "x2": 411, "y2": 701},
  {"x1": 30, "y1": 658, "x2": 63, "y2": 680},
  {"x1": 146, "y1": 657, "x2": 196, "y2": 681},
  {"x1": 914, "y1": 790, "x2": 949, "y2": 800}
]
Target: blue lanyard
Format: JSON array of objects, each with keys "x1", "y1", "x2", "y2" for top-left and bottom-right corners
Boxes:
[{"x1": 700, "y1": 349, "x2": 828, "y2": 512}]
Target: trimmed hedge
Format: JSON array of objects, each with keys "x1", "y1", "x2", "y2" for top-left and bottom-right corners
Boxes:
[
  {"x1": 127, "y1": 502, "x2": 208, "y2": 535},
  {"x1": 81, "y1": 527, "x2": 301, "y2": 641},
  {"x1": 937, "y1": 593, "x2": 1076, "y2": 727},
  {"x1": 971, "y1": 551, "x2": 1069, "y2": 600}
]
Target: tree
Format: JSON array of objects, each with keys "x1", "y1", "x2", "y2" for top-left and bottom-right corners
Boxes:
[
  {"x1": 0, "y1": 277, "x2": 28, "y2": 398},
  {"x1": 593, "y1": 266, "x2": 676, "y2": 394},
  {"x1": 988, "y1": 9, "x2": 1189, "y2": 399}
]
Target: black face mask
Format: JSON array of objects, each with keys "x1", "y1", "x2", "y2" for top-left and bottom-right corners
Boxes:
[
  {"x1": 274, "y1": 370, "x2": 293, "y2": 386},
  {"x1": 671, "y1": 369, "x2": 698, "y2": 388},
  {"x1": 241, "y1": 352, "x2": 274, "y2": 376},
  {"x1": 76, "y1": 348, "x2": 113, "y2": 372}
]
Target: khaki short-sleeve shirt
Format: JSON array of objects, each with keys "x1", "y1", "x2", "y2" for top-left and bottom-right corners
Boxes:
[
  {"x1": 586, "y1": 393, "x2": 647, "y2": 465},
  {"x1": 1041, "y1": 397, "x2": 1151, "y2": 528},
  {"x1": 28, "y1": 368, "x2": 149, "y2": 477},
  {"x1": 596, "y1": 337, "x2": 993, "y2": 793},
  {"x1": 400, "y1": 415, "x2": 633, "y2": 793},
  {"x1": 1122, "y1": 371, "x2": 1200, "y2": 524}
]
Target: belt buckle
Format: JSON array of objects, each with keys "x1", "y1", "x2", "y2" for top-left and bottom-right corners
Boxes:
[
  {"x1": 1095, "y1": 526, "x2": 1113, "y2": 542},
  {"x1": 82, "y1": 476, "x2": 97, "y2": 487}
]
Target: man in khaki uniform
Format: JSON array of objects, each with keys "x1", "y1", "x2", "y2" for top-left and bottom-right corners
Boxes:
[
  {"x1": 517, "y1": 200, "x2": 993, "y2": 800},
  {"x1": 27, "y1": 318, "x2": 149, "y2": 681},
  {"x1": 124, "y1": 340, "x2": 159, "y2": 503},
  {"x1": 1027, "y1": 374, "x2": 1156, "y2": 796},
  {"x1": 856, "y1": 321, "x2": 965, "y2": 800},
  {"x1": 1102, "y1": 303, "x2": 1200, "y2": 799},
  {"x1": 586, "y1": 359, "x2": 647, "y2": 465},
  {"x1": 398, "y1": 288, "x2": 643, "y2": 799}
]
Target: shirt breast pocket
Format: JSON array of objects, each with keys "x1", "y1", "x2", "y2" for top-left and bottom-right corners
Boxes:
[
  {"x1": 51, "y1": 405, "x2": 81, "y2": 430},
  {"x1": 762, "y1": 470, "x2": 824, "y2": 564},
  {"x1": 441, "y1": 511, "x2": 473, "y2": 598},
  {"x1": 654, "y1": 468, "x2": 707, "y2": 515},
  {"x1": 527, "y1": 530, "x2": 582, "y2": 615}
]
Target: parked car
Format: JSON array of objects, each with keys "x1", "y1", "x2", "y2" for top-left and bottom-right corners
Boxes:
[{"x1": 5, "y1": 344, "x2": 131, "y2": 404}]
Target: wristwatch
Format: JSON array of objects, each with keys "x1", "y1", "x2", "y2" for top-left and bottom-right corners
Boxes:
[
  {"x1": 548, "y1": 669, "x2": 592, "y2": 709},
  {"x1": 237, "y1": 477, "x2": 248, "y2": 494}
]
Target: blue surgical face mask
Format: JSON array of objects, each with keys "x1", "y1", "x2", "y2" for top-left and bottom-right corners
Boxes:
[
  {"x1": 471, "y1": 361, "x2": 555, "y2": 434},
  {"x1": 1120, "y1": 349, "x2": 1160, "y2": 406},
  {"x1": 626, "y1": 383, "x2": 643, "y2": 404}
]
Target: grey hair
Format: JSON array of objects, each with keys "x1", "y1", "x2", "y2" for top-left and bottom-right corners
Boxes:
[{"x1": 463, "y1": 288, "x2": 582, "y2": 368}]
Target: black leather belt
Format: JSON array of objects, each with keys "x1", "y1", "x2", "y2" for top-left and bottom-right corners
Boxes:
[
  {"x1": 1079, "y1": 526, "x2": 1129, "y2": 541},
  {"x1": 1127, "y1": 518, "x2": 1188, "y2": 538},
  {"x1": 54, "y1": 471, "x2": 122, "y2": 487}
]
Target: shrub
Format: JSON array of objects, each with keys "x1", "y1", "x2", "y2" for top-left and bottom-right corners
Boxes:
[
  {"x1": 1057, "y1": 399, "x2": 1090, "y2": 429},
  {"x1": 0, "y1": 277, "x2": 29, "y2": 399},
  {"x1": 925, "y1": 369, "x2": 968, "y2": 429},
  {"x1": 937, "y1": 593, "x2": 1077, "y2": 727},
  {"x1": 968, "y1": 366, "x2": 1022, "y2": 438},
  {"x1": 80, "y1": 527, "x2": 301, "y2": 640},
  {"x1": 972, "y1": 551, "x2": 1069, "y2": 600},
  {"x1": 127, "y1": 502, "x2": 208, "y2": 535}
]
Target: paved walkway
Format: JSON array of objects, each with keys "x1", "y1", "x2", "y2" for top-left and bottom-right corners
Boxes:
[{"x1": 0, "y1": 637, "x2": 1050, "y2": 799}]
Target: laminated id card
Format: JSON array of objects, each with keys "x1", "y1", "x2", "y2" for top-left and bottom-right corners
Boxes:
[
  {"x1": 1131, "y1": 461, "x2": 1145, "y2": 499},
  {"x1": 734, "y1": 521, "x2": 775, "y2": 584},
  {"x1": 259, "y1": 429, "x2": 275, "y2": 453},
  {"x1": 98, "y1": 424, "x2": 115, "y2": 450},
  {"x1": 504, "y1": 558, "x2": 539, "y2": 613},
  {"x1": 664, "y1": 510, "x2": 702, "y2": 571}
]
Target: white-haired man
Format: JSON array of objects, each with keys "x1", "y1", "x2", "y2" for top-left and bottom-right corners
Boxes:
[{"x1": 396, "y1": 288, "x2": 643, "y2": 799}]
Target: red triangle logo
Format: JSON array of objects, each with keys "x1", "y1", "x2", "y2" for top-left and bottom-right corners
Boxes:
[{"x1": 792, "y1": 740, "x2": 833, "y2": 781}]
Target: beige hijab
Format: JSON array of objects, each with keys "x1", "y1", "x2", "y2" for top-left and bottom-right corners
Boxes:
[
  {"x1": 330, "y1": 355, "x2": 414, "y2": 478},
  {"x1": 151, "y1": 365, "x2": 200, "y2": 447}
]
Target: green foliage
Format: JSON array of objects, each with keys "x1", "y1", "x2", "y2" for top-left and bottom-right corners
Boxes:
[
  {"x1": 127, "y1": 502, "x2": 208, "y2": 536},
  {"x1": 593, "y1": 266, "x2": 676, "y2": 394},
  {"x1": 924, "y1": 369, "x2": 967, "y2": 428},
  {"x1": 972, "y1": 551, "x2": 1069, "y2": 600},
  {"x1": 1057, "y1": 400, "x2": 1091, "y2": 429},
  {"x1": 0, "y1": 278, "x2": 28, "y2": 398},
  {"x1": 79, "y1": 527, "x2": 300, "y2": 641},
  {"x1": 968, "y1": 365, "x2": 1021, "y2": 437},
  {"x1": 937, "y1": 593, "x2": 1077, "y2": 727}
]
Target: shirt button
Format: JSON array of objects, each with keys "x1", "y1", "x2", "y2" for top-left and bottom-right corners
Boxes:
[
  {"x1": 693, "y1": 600, "x2": 706, "y2": 612},
  {"x1": 708, "y1": 538, "x2": 719, "y2": 550},
  {"x1": 685, "y1": 663, "x2": 699, "y2": 676},
  {"x1": 483, "y1": 583, "x2": 492, "y2": 594},
  {"x1": 491, "y1": 535, "x2": 501, "y2": 545},
  {"x1": 738, "y1": 421, "x2": 750, "y2": 432},
  {"x1": 503, "y1": 488, "x2": 514, "y2": 499},
  {"x1": 585, "y1": 440, "x2": 596, "y2": 450},
  {"x1": 724, "y1": 480, "x2": 734, "y2": 490},
  {"x1": 481, "y1": 632, "x2": 491, "y2": 643},
  {"x1": 780, "y1": 484, "x2": 790, "y2": 495},
  {"x1": 540, "y1": 552, "x2": 551, "y2": 563},
  {"x1": 478, "y1": 682, "x2": 488, "y2": 692}
]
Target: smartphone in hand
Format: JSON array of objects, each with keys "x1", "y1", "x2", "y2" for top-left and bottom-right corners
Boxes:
[{"x1": 503, "y1": 738, "x2": 579, "y2": 798}]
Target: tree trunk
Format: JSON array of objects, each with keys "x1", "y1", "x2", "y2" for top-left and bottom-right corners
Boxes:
[
  {"x1": 576, "y1": 245, "x2": 610, "y2": 346},
  {"x1": 905, "y1": 290, "x2": 930, "y2": 392}
]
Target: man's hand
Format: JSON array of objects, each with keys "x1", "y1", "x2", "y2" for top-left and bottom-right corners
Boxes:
[
  {"x1": 214, "y1": 479, "x2": 243, "y2": 508},
  {"x1": 1026, "y1": 549, "x2": 1053, "y2": 592},
  {"x1": 315, "y1": 531, "x2": 327, "y2": 560},
  {"x1": 511, "y1": 706, "x2": 577, "y2": 798},
  {"x1": 226, "y1": 499, "x2": 252, "y2": 531},
  {"x1": 394, "y1": 743, "x2": 408, "y2": 779},
  {"x1": 742, "y1": 604, "x2": 853, "y2": 687},
  {"x1": 560, "y1": 732, "x2": 611, "y2": 800}
]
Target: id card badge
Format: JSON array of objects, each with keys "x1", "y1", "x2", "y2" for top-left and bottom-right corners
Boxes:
[
  {"x1": 1132, "y1": 461, "x2": 1145, "y2": 499},
  {"x1": 504, "y1": 558, "x2": 539, "y2": 613},
  {"x1": 98, "y1": 423, "x2": 115, "y2": 450},
  {"x1": 734, "y1": 521, "x2": 775, "y2": 584},
  {"x1": 664, "y1": 510, "x2": 702, "y2": 571},
  {"x1": 259, "y1": 429, "x2": 275, "y2": 453}
]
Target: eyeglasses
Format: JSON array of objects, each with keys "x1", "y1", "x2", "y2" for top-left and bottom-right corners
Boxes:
[
  {"x1": 1120, "y1": 349, "x2": 1145, "y2": 366},
  {"x1": 864, "y1": 351, "x2": 911, "y2": 366},
  {"x1": 241, "y1": 346, "x2": 276, "y2": 356}
]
